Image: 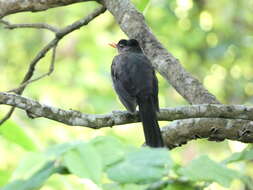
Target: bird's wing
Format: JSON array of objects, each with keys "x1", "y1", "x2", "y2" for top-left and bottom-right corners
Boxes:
[{"x1": 111, "y1": 56, "x2": 137, "y2": 113}]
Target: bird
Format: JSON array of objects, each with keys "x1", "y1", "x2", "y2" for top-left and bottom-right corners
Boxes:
[{"x1": 109, "y1": 39, "x2": 164, "y2": 147}]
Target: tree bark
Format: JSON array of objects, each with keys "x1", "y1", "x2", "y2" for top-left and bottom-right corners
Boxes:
[
  {"x1": 1, "y1": 92, "x2": 252, "y2": 148},
  {"x1": 102, "y1": 0, "x2": 220, "y2": 104},
  {"x1": 163, "y1": 118, "x2": 253, "y2": 149},
  {"x1": 0, "y1": 0, "x2": 92, "y2": 17}
]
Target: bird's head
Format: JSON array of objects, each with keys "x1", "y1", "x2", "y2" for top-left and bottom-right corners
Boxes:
[{"x1": 109, "y1": 39, "x2": 142, "y2": 53}]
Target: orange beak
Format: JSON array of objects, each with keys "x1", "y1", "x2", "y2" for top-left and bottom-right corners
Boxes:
[{"x1": 108, "y1": 42, "x2": 117, "y2": 48}]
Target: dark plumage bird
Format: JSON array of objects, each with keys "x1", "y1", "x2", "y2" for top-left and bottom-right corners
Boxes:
[{"x1": 110, "y1": 39, "x2": 164, "y2": 147}]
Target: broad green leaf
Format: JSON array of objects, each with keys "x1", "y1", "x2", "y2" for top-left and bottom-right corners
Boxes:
[
  {"x1": 0, "y1": 120, "x2": 38, "y2": 151},
  {"x1": 1, "y1": 180, "x2": 24, "y2": 190},
  {"x1": 45, "y1": 140, "x2": 84, "y2": 158},
  {"x1": 107, "y1": 147, "x2": 171, "y2": 184},
  {"x1": 2, "y1": 161, "x2": 62, "y2": 190},
  {"x1": 63, "y1": 143, "x2": 102, "y2": 184},
  {"x1": 0, "y1": 170, "x2": 11, "y2": 186},
  {"x1": 91, "y1": 136, "x2": 127, "y2": 167},
  {"x1": 223, "y1": 149, "x2": 253, "y2": 164},
  {"x1": 240, "y1": 175, "x2": 253, "y2": 190},
  {"x1": 11, "y1": 141, "x2": 84, "y2": 181},
  {"x1": 133, "y1": 0, "x2": 150, "y2": 12},
  {"x1": 164, "y1": 183, "x2": 196, "y2": 190},
  {"x1": 11, "y1": 152, "x2": 49, "y2": 181},
  {"x1": 103, "y1": 183, "x2": 147, "y2": 190},
  {"x1": 179, "y1": 155, "x2": 239, "y2": 187},
  {"x1": 103, "y1": 183, "x2": 122, "y2": 190}
]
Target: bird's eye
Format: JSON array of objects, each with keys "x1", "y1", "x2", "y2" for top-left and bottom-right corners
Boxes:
[{"x1": 119, "y1": 44, "x2": 124, "y2": 48}]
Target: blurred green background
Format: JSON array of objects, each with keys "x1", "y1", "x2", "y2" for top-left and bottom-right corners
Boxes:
[{"x1": 1, "y1": 0, "x2": 253, "y2": 189}]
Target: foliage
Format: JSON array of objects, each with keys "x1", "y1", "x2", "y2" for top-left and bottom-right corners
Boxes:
[{"x1": 1, "y1": 135, "x2": 253, "y2": 190}]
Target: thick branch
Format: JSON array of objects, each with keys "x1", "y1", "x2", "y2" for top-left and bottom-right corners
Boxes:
[
  {"x1": 163, "y1": 118, "x2": 253, "y2": 149},
  {"x1": 1, "y1": 92, "x2": 253, "y2": 126},
  {"x1": 1, "y1": 92, "x2": 253, "y2": 147},
  {"x1": 0, "y1": 0, "x2": 93, "y2": 18},
  {"x1": 102, "y1": 0, "x2": 219, "y2": 105}
]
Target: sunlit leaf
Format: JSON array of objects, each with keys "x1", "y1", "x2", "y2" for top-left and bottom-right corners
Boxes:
[
  {"x1": 2, "y1": 162, "x2": 61, "y2": 190},
  {"x1": 223, "y1": 149, "x2": 253, "y2": 164},
  {"x1": 45, "y1": 140, "x2": 84, "y2": 158},
  {"x1": 91, "y1": 136, "x2": 129, "y2": 167},
  {"x1": 11, "y1": 152, "x2": 49, "y2": 181},
  {"x1": 0, "y1": 120, "x2": 38, "y2": 151},
  {"x1": 179, "y1": 155, "x2": 239, "y2": 187},
  {"x1": 63, "y1": 143, "x2": 102, "y2": 184},
  {"x1": 163, "y1": 183, "x2": 196, "y2": 190},
  {"x1": 107, "y1": 147, "x2": 171, "y2": 184},
  {"x1": 103, "y1": 183, "x2": 147, "y2": 190},
  {"x1": 240, "y1": 175, "x2": 253, "y2": 190},
  {"x1": 0, "y1": 170, "x2": 11, "y2": 186},
  {"x1": 132, "y1": 0, "x2": 151, "y2": 13}
]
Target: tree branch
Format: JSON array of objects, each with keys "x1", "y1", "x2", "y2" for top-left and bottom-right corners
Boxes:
[
  {"x1": 0, "y1": 0, "x2": 94, "y2": 18},
  {"x1": 8, "y1": 45, "x2": 57, "y2": 93},
  {"x1": 163, "y1": 118, "x2": 253, "y2": 149},
  {"x1": 0, "y1": 19, "x2": 59, "y2": 33},
  {"x1": 101, "y1": 0, "x2": 220, "y2": 105},
  {"x1": 1, "y1": 92, "x2": 252, "y2": 147},
  {"x1": 0, "y1": 6, "x2": 106, "y2": 125}
]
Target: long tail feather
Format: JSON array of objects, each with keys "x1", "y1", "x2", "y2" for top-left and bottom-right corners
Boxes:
[{"x1": 137, "y1": 96, "x2": 164, "y2": 147}]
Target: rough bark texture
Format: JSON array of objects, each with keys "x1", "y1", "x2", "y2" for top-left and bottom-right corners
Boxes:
[
  {"x1": 1, "y1": 92, "x2": 253, "y2": 148},
  {"x1": 163, "y1": 118, "x2": 253, "y2": 149},
  {"x1": 102, "y1": 0, "x2": 220, "y2": 104},
  {"x1": 0, "y1": 0, "x2": 92, "y2": 18}
]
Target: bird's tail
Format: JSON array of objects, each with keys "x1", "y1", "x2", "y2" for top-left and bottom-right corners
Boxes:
[{"x1": 137, "y1": 96, "x2": 164, "y2": 147}]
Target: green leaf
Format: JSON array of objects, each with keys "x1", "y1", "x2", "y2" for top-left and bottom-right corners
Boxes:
[
  {"x1": 103, "y1": 183, "x2": 147, "y2": 190},
  {"x1": 103, "y1": 183, "x2": 123, "y2": 190},
  {"x1": 11, "y1": 141, "x2": 85, "y2": 181},
  {"x1": 164, "y1": 183, "x2": 196, "y2": 190},
  {"x1": 11, "y1": 152, "x2": 49, "y2": 181},
  {"x1": 2, "y1": 161, "x2": 62, "y2": 190},
  {"x1": 107, "y1": 147, "x2": 171, "y2": 184},
  {"x1": 91, "y1": 136, "x2": 127, "y2": 167},
  {"x1": 179, "y1": 155, "x2": 239, "y2": 187},
  {"x1": 240, "y1": 175, "x2": 253, "y2": 190},
  {"x1": 1, "y1": 180, "x2": 24, "y2": 190},
  {"x1": 223, "y1": 149, "x2": 253, "y2": 164},
  {"x1": 63, "y1": 143, "x2": 102, "y2": 184},
  {"x1": 45, "y1": 140, "x2": 84, "y2": 158},
  {"x1": 0, "y1": 120, "x2": 38, "y2": 151},
  {"x1": 0, "y1": 170, "x2": 11, "y2": 186},
  {"x1": 133, "y1": 0, "x2": 150, "y2": 12}
]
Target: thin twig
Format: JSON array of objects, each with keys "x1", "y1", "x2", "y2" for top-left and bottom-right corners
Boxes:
[
  {"x1": 0, "y1": 6, "x2": 106, "y2": 125},
  {"x1": 8, "y1": 44, "x2": 58, "y2": 93},
  {"x1": 0, "y1": 40, "x2": 58, "y2": 125},
  {"x1": 0, "y1": 19, "x2": 59, "y2": 33},
  {"x1": 0, "y1": 107, "x2": 15, "y2": 125}
]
